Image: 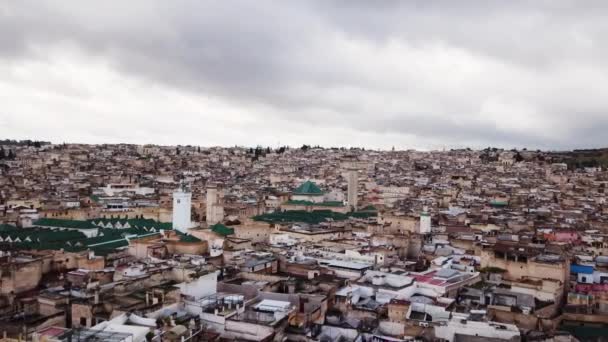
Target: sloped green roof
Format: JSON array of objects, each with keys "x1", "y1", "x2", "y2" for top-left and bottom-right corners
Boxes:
[
  {"x1": 0, "y1": 226, "x2": 89, "y2": 252},
  {"x1": 489, "y1": 200, "x2": 508, "y2": 207},
  {"x1": 89, "y1": 239, "x2": 130, "y2": 256},
  {"x1": 293, "y1": 181, "x2": 323, "y2": 195},
  {"x1": 35, "y1": 218, "x2": 96, "y2": 229},
  {"x1": 87, "y1": 238, "x2": 129, "y2": 249},
  {"x1": 127, "y1": 232, "x2": 161, "y2": 241},
  {"x1": 0, "y1": 228, "x2": 87, "y2": 242},
  {"x1": 349, "y1": 211, "x2": 377, "y2": 219},
  {"x1": 90, "y1": 218, "x2": 172, "y2": 230},
  {"x1": 210, "y1": 223, "x2": 234, "y2": 236},
  {"x1": 0, "y1": 224, "x2": 17, "y2": 231},
  {"x1": 176, "y1": 231, "x2": 202, "y2": 243},
  {"x1": 34, "y1": 230, "x2": 87, "y2": 242},
  {"x1": 1, "y1": 218, "x2": 178, "y2": 254},
  {"x1": 285, "y1": 200, "x2": 315, "y2": 206},
  {"x1": 83, "y1": 228, "x2": 136, "y2": 244}
]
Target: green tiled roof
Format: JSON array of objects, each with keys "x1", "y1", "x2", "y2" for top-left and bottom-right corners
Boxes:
[
  {"x1": 489, "y1": 200, "x2": 508, "y2": 207},
  {"x1": 349, "y1": 211, "x2": 377, "y2": 219},
  {"x1": 285, "y1": 200, "x2": 344, "y2": 207},
  {"x1": 210, "y1": 223, "x2": 234, "y2": 236},
  {"x1": 89, "y1": 239, "x2": 130, "y2": 256},
  {"x1": 0, "y1": 226, "x2": 89, "y2": 251},
  {"x1": 360, "y1": 205, "x2": 378, "y2": 212},
  {"x1": 2, "y1": 218, "x2": 179, "y2": 254},
  {"x1": 293, "y1": 181, "x2": 323, "y2": 195},
  {"x1": 285, "y1": 200, "x2": 315, "y2": 206},
  {"x1": 253, "y1": 210, "x2": 349, "y2": 224},
  {"x1": 90, "y1": 218, "x2": 172, "y2": 230},
  {"x1": 127, "y1": 232, "x2": 162, "y2": 241},
  {"x1": 0, "y1": 229, "x2": 87, "y2": 243},
  {"x1": 0, "y1": 224, "x2": 17, "y2": 231},
  {"x1": 176, "y1": 231, "x2": 202, "y2": 243},
  {"x1": 87, "y1": 238, "x2": 130, "y2": 249},
  {"x1": 35, "y1": 218, "x2": 97, "y2": 229}
]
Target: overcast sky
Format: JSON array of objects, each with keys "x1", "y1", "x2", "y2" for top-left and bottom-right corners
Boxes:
[{"x1": 1, "y1": 1, "x2": 607, "y2": 150}]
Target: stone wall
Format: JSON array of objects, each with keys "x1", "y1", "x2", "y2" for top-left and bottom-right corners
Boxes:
[
  {"x1": 480, "y1": 250, "x2": 568, "y2": 284},
  {"x1": 0, "y1": 259, "x2": 43, "y2": 295}
]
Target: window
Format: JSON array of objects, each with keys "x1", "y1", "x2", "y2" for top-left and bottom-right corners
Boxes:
[
  {"x1": 80, "y1": 317, "x2": 87, "y2": 326},
  {"x1": 177, "y1": 200, "x2": 180, "y2": 204}
]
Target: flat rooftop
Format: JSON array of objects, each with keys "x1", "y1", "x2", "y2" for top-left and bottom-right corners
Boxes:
[{"x1": 322, "y1": 259, "x2": 372, "y2": 270}]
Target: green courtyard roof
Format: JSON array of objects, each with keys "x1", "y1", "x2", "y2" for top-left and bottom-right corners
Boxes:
[
  {"x1": 285, "y1": 200, "x2": 345, "y2": 207},
  {"x1": 176, "y1": 231, "x2": 203, "y2": 243},
  {"x1": 210, "y1": 223, "x2": 234, "y2": 236},
  {"x1": 294, "y1": 181, "x2": 323, "y2": 195},
  {"x1": 253, "y1": 210, "x2": 349, "y2": 224}
]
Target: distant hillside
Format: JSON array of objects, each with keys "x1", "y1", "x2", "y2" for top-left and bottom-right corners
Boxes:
[
  {"x1": 549, "y1": 148, "x2": 608, "y2": 169},
  {"x1": 0, "y1": 139, "x2": 51, "y2": 147}
]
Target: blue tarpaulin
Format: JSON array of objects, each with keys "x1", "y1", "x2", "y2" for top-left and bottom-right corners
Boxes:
[{"x1": 570, "y1": 264, "x2": 594, "y2": 274}]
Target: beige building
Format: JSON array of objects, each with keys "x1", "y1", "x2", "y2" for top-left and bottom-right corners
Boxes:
[{"x1": 480, "y1": 244, "x2": 569, "y2": 285}]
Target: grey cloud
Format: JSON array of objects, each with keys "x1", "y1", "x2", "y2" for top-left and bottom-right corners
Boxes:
[{"x1": 1, "y1": 1, "x2": 608, "y2": 149}]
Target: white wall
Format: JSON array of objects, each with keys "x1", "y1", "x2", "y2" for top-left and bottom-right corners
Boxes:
[
  {"x1": 419, "y1": 214, "x2": 431, "y2": 234},
  {"x1": 176, "y1": 271, "x2": 219, "y2": 299},
  {"x1": 435, "y1": 320, "x2": 520, "y2": 342}
]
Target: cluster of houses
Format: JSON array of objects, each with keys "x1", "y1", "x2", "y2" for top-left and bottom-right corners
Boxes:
[{"x1": 0, "y1": 143, "x2": 607, "y2": 341}]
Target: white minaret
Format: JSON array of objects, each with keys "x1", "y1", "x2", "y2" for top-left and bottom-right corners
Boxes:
[
  {"x1": 347, "y1": 169, "x2": 358, "y2": 211},
  {"x1": 173, "y1": 182, "x2": 192, "y2": 233},
  {"x1": 419, "y1": 206, "x2": 431, "y2": 234}
]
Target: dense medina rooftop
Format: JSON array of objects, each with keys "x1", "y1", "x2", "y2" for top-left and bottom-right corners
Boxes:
[{"x1": 1, "y1": 142, "x2": 608, "y2": 341}]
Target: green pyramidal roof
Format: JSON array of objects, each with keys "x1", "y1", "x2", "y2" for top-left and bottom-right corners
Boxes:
[{"x1": 294, "y1": 180, "x2": 323, "y2": 195}]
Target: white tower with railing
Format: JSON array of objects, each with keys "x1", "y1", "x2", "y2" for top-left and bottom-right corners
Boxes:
[{"x1": 173, "y1": 182, "x2": 193, "y2": 233}]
